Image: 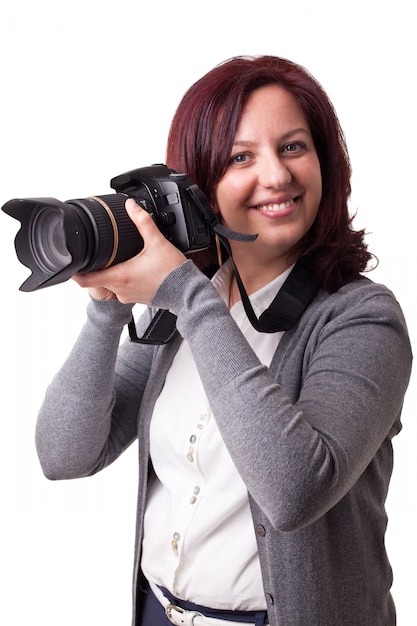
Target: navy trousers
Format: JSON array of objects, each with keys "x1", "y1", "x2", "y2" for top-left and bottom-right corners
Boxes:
[{"x1": 137, "y1": 584, "x2": 172, "y2": 625}]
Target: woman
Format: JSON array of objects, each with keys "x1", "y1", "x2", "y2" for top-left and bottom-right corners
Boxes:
[{"x1": 36, "y1": 56, "x2": 412, "y2": 626}]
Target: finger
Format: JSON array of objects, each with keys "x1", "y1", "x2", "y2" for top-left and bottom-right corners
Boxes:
[{"x1": 73, "y1": 270, "x2": 108, "y2": 289}]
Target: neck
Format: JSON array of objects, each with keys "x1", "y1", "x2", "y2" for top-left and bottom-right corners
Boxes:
[
  {"x1": 228, "y1": 274, "x2": 240, "y2": 309},
  {"x1": 227, "y1": 259, "x2": 291, "y2": 309}
]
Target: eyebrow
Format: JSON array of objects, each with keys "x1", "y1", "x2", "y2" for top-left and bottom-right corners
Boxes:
[{"x1": 233, "y1": 127, "x2": 311, "y2": 147}]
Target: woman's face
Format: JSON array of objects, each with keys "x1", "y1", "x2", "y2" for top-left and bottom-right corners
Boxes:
[{"x1": 214, "y1": 84, "x2": 322, "y2": 275}]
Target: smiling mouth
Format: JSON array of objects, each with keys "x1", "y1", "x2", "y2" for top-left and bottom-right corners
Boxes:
[{"x1": 255, "y1": 198, "x2": 297, "y2": 212}]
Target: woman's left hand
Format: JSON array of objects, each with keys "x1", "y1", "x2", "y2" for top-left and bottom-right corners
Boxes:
[{"x1": 73, "y1": 198, "x2": 187, "y2": 305}]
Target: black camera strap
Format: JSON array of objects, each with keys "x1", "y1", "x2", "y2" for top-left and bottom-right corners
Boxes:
[
  {"x1": 222, "y1": 242, "x2": 319, "y2": 333},
  {"x1": 128, "y1": 309, "x2": 179, "y2": 345},
  {"x1": 128, "y1": 253, "x2": 318, "y2": 344},
  {"x1": 129, "y1": 184, "x2": 319, "y2": 344}
]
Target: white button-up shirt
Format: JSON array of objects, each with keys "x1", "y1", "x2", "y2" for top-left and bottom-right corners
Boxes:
[{"x1": 141, "y1": 260, "x2": 291, "y2": 610}]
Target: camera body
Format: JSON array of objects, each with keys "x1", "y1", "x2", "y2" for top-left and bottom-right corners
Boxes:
[
  {"x1": 111, "y1": 164, "x2": 210, "y2": 252},
  {"x1": 2, "y1": 164, "x2": 211, "y2": 292}
]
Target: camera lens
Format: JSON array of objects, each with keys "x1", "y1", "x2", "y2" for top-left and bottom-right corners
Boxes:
[
  {"x1": 30, "y1": 207, "x2": 72, "y2": 275},
  {"x1": 1, "y1": 164, "x2": 212, "y2": 292}
]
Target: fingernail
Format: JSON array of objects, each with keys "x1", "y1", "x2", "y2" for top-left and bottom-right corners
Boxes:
[{"x1": 125, "y1": 198, "x2": 140, "y2": 211}]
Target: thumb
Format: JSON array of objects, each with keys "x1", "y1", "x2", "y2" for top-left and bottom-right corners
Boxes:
[{"x1": 125, "y1": 198, "x2": 159, "y2": 242}]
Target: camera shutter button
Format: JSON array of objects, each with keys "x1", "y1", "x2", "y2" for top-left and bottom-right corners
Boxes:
[{"x1": 169, "y1": 172, "x2": 188, "y2": 181}]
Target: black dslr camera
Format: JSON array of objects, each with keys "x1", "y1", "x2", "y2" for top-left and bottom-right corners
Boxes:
[
  {"x1": 2, "y1": 163, "x2": 319, "y2": 338},
  {"x1": 2, "y1": 164, "x2": 215, "y2": 292}
]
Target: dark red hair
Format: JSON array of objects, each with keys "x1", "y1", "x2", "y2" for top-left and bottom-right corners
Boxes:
[{"x1": 166, "y1": 55, "x2": 372, "y2": 292}]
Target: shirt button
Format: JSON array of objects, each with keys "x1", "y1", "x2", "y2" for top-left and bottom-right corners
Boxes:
[
  {"x1": 256, "y1": 524, "x2": 266, "y2": 537},
  {"x1": 190, "y1": 496, "x2": 197, "y2": 505},
  {"x1": 199, "y1": 413, "x2": 208, "y2": 425},
  {"x1": 193, "y1": 486, "x2": 200, "y2": 495},
  {"x1": 266, "y1": 593, "x2": 274, "y2": 605},
  {"x1": 171, "y1": 532, "x2": 180, "y2": 550},
  {"x1": 190, "y1": 434, "x2": 197, "y2": 444}
]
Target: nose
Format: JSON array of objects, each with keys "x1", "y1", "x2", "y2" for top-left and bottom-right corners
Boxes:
[{"x1": 257, "y1": 154, "x2": 292, "y2": 189}]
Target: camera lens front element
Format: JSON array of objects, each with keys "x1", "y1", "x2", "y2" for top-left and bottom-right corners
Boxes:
[{"x1": 30, "y1": 207, "x2": 72, "y2": 275}]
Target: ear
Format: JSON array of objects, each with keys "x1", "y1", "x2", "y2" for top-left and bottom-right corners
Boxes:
[
  {"x1": 210, "y1": 199, "x2": 222, "y2": 217},
  {"x1": 207, "y1": 189, "x2": 220, "y2": 216}
]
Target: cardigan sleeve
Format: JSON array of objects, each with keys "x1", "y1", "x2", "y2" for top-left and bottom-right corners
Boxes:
[
  {"x1": 152, "y1": 260, "x2": 413, "y2": 531},
  {"x1": 35, "y1": 298, "x2": 155, "y2": 480}
]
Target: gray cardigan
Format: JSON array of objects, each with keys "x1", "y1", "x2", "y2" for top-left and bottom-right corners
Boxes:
[{"x1": 36, "y1": 260, "x2": 412, "y2": 626}]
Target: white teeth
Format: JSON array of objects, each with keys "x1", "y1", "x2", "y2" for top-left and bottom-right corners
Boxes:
[{"x1": 257, "y1": 199, "x2": 294, "y2": 211}]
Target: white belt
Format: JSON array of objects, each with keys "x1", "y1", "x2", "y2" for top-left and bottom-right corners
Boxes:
[{"x1": 150, "y1": 582, "x2": 268, "y2": 626}]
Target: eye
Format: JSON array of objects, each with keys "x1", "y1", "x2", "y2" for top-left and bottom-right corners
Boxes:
[
  {"x1": 230, "y1": 153, "x2": 250, "y2": 165},
  {"x1": 282, "y1": 141, "x2": 307, "y2": 155}
]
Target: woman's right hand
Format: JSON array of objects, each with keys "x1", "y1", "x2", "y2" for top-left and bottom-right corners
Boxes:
[{"x1": 72, "y1": 198, "x2": 186, "y2": 305}]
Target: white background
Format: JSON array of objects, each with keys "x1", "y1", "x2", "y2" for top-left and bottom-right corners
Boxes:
[{"x1": 0, "y1": 1, "x2": 415, "y2": 624}]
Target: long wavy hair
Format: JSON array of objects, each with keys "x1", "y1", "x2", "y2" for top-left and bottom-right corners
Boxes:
[{"x1": 166, "y1": 55, "x2": 372, "y2": 292}]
